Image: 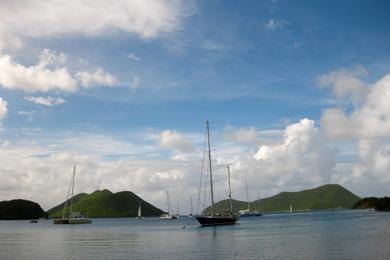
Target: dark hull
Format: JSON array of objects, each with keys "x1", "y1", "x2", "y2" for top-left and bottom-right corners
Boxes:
[
  {"x1": 240, "y1": 213, "x2": 262, "y2": 217},
  {"x1": 196, "y1": 215, "x2": 239, "y2": 226}
]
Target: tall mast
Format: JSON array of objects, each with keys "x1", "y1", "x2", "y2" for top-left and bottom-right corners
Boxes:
[
  {"x1": 166, "y1": 190, "x2": 170, "y2": 214},
  {"x1": 190, "y1": 197, "x2": 193, "y2": 215},
  {"x1": 69, "y1": 165, "x2": 76, "y2": 216},
  {"x1": 206, "y1": 121, "x2": 215, "y2": 213},
  {"x1": 227, "y1": 166, "x2": 233, "y2": 214},
  {"x1": 245, "y1": 179, "x2": 250, "y2": 211}
]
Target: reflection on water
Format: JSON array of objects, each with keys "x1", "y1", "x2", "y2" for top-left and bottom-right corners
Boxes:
[{"x1": 1, "y1": 210, "x2": 390, "y2": 259}]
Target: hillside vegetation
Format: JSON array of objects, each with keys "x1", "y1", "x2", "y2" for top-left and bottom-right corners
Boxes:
[
  {"x1": 0, "y1": 199, "x2": 47, "y2": 220},
  {"x1": 353, "y1": 197, "x2": 390, "y2": 211},
  {"x1": 48, "y1": 189, "x2": 163, "y2": 218},
  {"x1": 204, "y1": 184, "x2": 360, "y2": 213}
]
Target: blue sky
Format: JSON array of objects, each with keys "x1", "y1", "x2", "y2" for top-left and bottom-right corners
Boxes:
[{"x1": 0, "y1": 0, "x2": 390, "y2": 210}]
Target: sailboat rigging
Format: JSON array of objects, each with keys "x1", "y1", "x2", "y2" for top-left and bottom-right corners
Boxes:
[
  {"x1": 239, "y1": 180, "x2": 262, "y2": 217},
  {"x1": 159, "y1": 190, "x2": 176, "y2": 220},
  {"x1": 195, "y1": 121, "x2": 239, "y2": 226},
  {"x1": 53, "y1": 165, "x2": 92, "y2": 224}
]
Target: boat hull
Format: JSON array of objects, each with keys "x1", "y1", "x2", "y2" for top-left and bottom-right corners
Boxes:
[
  {"x1": 196, "y1": 215, "x2": 239, "y2": 226},
  {"x1": 240, "y1": 212, "x2": 262, "y2": 217},
  {"x1": 53, "y1": 218, "x2": 92, "y2": 224}
]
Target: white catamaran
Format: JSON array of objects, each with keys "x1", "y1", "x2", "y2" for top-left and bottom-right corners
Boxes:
[
  {"x1": 53, "y1": 165, "x2": 92, "y2": 224},
  {"x1": 239, "y1": 180, "x2": 262, "y2": 217},
  {"x1": 159, "y1": 190, "x2": 176, "y2": 220}
]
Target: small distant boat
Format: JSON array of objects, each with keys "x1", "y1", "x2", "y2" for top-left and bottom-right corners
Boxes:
[
  {"x1": 239, "y1": 180, "x2": 262, "y2": 217},
  {"x1": 30, "y1": 220, "x2": 38, "y2": 223},
  {"x1": 195, "y1": 121, "x2": 239, "y2": 226},
  {"x1": 159, "y1": 191, "x2": 176, "y2": 220},
  {"x1": 136, "y1": 202, "x2": 143, "y2": 219},
  {"x1": 53, "y1": 165, "x2": 92, "y2": 225}
]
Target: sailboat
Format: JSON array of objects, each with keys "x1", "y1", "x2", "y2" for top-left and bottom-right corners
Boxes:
[
  {"x1": 159, "y1": 191, "x2": 176, "y2": 220},
  {"x1": 137, "y1": 202, "x2": 143, "y2": 219},
  {"x1": 239, "y1": 180, "x2": 262, "y2": 217},
  {"x1": 188, "y1": 197, "x2": 194, "y2": 218},
  {"x1": 53, "y1": 165, "x2": 92, "y2": 224},
  {"x1": 195, "y1": 121, "x2": 239, "y2": 226}
]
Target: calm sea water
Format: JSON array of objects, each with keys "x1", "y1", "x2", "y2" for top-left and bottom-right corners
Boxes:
[{"x1": 1, "y1": 210, "x2": 389, "y2": 260}]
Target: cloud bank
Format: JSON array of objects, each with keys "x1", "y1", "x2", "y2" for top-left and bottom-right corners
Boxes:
[{"x1": 0, "y1": 0, "x2": 185, "y2": 49}]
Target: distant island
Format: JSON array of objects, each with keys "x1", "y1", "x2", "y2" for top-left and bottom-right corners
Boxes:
[
  {"x1": 0, "y1": 199, "x2": 47, "y2": 220},
  {"x1": 203, "y1": 184, "x2": 361, "y2": 214},
  {"x1": 48, "y1": 189, "x2": 163, "y2": 218},
  {"x1": 353, "y1": 197, "x2": 390, "y2": 211}
]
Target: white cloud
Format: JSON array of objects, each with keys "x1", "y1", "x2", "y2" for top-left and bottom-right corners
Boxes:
[
  {"x1": 224, "y1": 127, "x2": 259, "y2": 144},
  {"x1": 0, "y1": 97, "x2": 7, "y2": 119},
  {"x1": 0, "y1": 49, "x2": 117, "y2": 93},
  {"x1": 0, "y1": 50, "x2": 77, "y2": 92},
  {"x1": 159, "y1": 130, "x2": 195, "y2": 153},
  {"x1": 24, "y1": 96, "x2": 66, "y2": 107},
  {"x1": 265, "y1": 19, "x2": 288, "y2": 30},
  {"x1": 0, "y1": 0, "x2": 185, "y2": 49},
  {"x1": 321, "y1": 73, "x2": 390, "y2": 140},
  {"x1": 130, "y1": 76, "x2": 141, "y2": 90},
  {"x1": 318, "y1": 66, "x2": 368, "y2": 102},
  {"x1": 18, "y1": 110, "x2": 37, "y2": 121},
  {"x1": 320, "y1": 70, "x2": 390, "y2": 196},
  {"x1": 76, "y1": 68, "x2": 117, "y2": 88},
  {"x1": 127, "y1": 53, "x2": 140, "y2": 61}
]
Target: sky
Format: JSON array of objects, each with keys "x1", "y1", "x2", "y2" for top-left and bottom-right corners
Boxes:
[{"x1": 0, "y1": 0, "x2": 390, "y2": 213}]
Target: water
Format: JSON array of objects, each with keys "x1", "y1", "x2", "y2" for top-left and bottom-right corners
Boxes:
[{"x1": 1, "y1": 210, "x2": 389, "y2": 260}]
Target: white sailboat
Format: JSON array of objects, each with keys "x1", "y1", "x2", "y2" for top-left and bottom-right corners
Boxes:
[
  {"x1": 137, "y1": 202, "x2": 143, "y2": 219},
  {"x1": 53, "y1": 165, "x2": 92, "y2": 224},
  {"x1": 239, "y1": 180, "x2": 262, "y2": 217},
  {"x1": 159, "y1": 191, "x2": 176, "y2": 220}
]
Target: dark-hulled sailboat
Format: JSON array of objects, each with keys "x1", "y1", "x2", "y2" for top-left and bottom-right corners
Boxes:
[{"x1": 195, "y1": 121, "x2": 239, "y2": 226}]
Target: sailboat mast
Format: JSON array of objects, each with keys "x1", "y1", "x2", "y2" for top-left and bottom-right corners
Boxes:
[
  {"x1": 227, "y1": 166, "x2": 233, "y2": 214},
  {"x1": 190, "y1": 197, "x2": 193, "y2": 215},
  {"x1": 245, "y1": 179, "x2": 250, "y2": 211},
  {"x1": 206, "y1": 121, "x2": 215, "y2": 213},
  {"x1": 69, "y1": 165, "x2": 76, "y2": 216},
  {"x1": 257, "y1": 189, "x2": 261, "y2": 212},
  {"x1": 166, "y1": 190, "x2": 170, "y2": 214}
]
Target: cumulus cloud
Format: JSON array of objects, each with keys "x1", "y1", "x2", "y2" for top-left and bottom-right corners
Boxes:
[
  {"x1": 321, "y1": 73, "x2": 390, "y2": 140},
  {"x1": 318, "y1": 66, "x2": 369, "y2": 102},
  {"x1": 24, "y1": 96, "x2": 66, "y2": 107},
  {"x1": 0, "y1": 0, "x2": 185, "y2": 49},
  {"x1": 225, "y1": 127, "x2": 259, "y2": 144},
  {"x1": 76, "y1": 68, "x2": 117, "y2": 88},
  {"x1": 244, "y1": 119, "x2": 337, "y2": 188},
  {"x1": 0, "y1": 97, "x2": 7, "y2": 119},
  {"x1": 320, "y1": 69, "x2": 390, "y2": 196},
  {"x1": 0, "y1": 49, "x2": 117, "y2": 92},
  {"x1": 159, "y1": 130, "x2": 195, "y2": 153},
  {"x1": 0, "y1": 50, "x2": 77, "y2": 92}
]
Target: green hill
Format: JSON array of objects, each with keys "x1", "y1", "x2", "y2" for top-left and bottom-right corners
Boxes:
[
  {"x1": 0, "y1": 199, "x2": 47, "y2": 220},
  {"x1": 204, "y1": 184, "x2": 361, "y2": 213},
  {"x1": 353, "y1": 197, "x2": 390, "y2": 211},
  {"x1": 48, "y1": 189, "x2": 163, "y2": 218}
]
